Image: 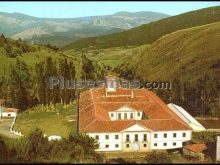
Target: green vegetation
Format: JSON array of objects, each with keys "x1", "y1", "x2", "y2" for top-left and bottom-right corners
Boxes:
[
  {"x1": 14, "y1": 102, "x2": 77, "y2": 138},
  {"x1": 144, "y1": 151, "x2": 172, "y2": 164},
  {"x1": 129, "y1": 22, "x2": 220, "y2": 82},
  {"x1": 0, "y1": 35, "x2": 65, "y2": 78},
  {"x1": 0, "y1": 34, "x2": 38, "y2": 58},
  {"x1": 192, "y1": 131, "x2": 219, "y2": 143},
  {"x1": 63, "y1": 6, "x2": 220, "y2": 50},
  {"x1": 0, "y1": 129, "x2": 102, "y2": 163},
  {"x1": 0, "y1": 36, "x2": 105, "y2": 110}
]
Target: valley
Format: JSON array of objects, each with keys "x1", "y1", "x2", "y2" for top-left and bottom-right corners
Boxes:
[{"x1": 0, "y1": 3, "x2": 220, "y2": 164}]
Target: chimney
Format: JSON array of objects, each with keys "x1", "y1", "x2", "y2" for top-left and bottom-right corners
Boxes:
[{"x1": 131, "y1": 90, "x2": 134, "y2": 98}]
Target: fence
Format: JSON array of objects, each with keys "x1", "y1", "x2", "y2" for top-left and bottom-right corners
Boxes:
[{"x1": 10, "y1": 116, "x2": 24, "y2": 137}]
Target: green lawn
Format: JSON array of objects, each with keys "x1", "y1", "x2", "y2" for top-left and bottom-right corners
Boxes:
[{"x1": 14, "y1": 102, "x2": 78, "y2": 139}]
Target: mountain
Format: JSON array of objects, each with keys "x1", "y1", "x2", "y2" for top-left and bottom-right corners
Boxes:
[
  {"x1": 63, "y1": 6, "x2": 220, "y2": 50},
  {"x1": 0, "y1": 11, "x2": 169, "y2": 47}
]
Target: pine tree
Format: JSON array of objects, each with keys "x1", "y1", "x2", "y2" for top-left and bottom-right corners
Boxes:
[
  {"x1": 8, "y1": 58, "x2": 30, "y2": 110},
  {"x1": 35, "y1": 62, "x2": 46, "y2": 104}
]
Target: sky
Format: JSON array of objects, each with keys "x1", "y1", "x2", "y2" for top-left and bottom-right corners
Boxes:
[{"x1": 0, "y1": 1, "x2": 219, "y2": 18}]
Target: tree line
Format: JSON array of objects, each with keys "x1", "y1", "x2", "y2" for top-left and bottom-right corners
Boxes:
[
  {"x1": 0, "y1": 129, "x2": 102, "y2": 163},
  {"x1": 0, "y1": 53, "x2": 106, "y2": 111},
  {"x1": 156, "y1": 75, "x2": 219, "y2": 117},
  {"x1": 0, "y1": 34, "x2": 38, "y2": 58}
]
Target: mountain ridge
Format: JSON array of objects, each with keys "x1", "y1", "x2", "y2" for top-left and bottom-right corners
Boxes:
[
  {"x1": 0, "y1": 10, "x2": 169, "y2": 47},
  {"x1": 63, "y1": 6, "x2": 220, "y2": 50}
]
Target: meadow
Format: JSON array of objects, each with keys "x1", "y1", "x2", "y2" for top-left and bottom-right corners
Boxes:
[{"x1": 14, "y1": 102, "x2": 77, "y2": 138}]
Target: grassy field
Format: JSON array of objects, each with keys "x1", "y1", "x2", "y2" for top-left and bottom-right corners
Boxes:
[
  {"x1": 62, "y1": 45, "x2": 146, "y2": 73},
  {"x1": 14, "y1": 102, "x2": 78, "y2": 139}
]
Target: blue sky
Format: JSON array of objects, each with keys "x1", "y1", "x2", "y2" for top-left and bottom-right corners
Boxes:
[{"x1": 0, "y1": 1, "x2": 219, "y2": 18}]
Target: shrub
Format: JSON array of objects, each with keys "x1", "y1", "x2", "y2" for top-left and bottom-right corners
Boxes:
[{"x1": 145, "y1": 151, "x2": 172, "y2": 164}]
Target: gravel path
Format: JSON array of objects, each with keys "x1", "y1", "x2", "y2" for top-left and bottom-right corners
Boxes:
[{"x1": 0, "y1": 118, "x2": 20, "y2": 138}]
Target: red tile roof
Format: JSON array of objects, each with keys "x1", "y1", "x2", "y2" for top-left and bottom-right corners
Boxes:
[
  {"x1": 3, "y1": 108, "x2": 19, "y2": 113},
  {"x1": 79, "y1": 88, "x2": 191, "y2": 133},
  {"x1": 184, "y1": 144, "x2": 207, "y2": 153}
]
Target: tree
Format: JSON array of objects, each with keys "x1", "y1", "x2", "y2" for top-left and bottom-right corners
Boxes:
[
  {"x1": 8, "y1": 58, "x2": 31, "y2": 110},
  {"x1": 81, "y1": 54, "x2": 95, "y2": 80},
  {"x1": 35, "y1": 62, "x2": 46, "y2": 105},
  {"x1": 24, "y1": 128, "x2": 50, "y2": 161},
  {"x1": 171, "y1": 78, "x2": 182, "y2": 105}
]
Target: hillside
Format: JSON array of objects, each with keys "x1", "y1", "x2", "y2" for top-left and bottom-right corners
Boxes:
[
  {"x1": 0, "y1": 35, "x2": 85, "y2": 82},
  {"x1": 0, "y1": 11, "x2": 169, "y2": 47},
  {"x1": 129, "y1": 22, "x2": 220, "y2": 83},
  {"x1": 63, "y1": 6, "x2": 220, "y2": 50}
]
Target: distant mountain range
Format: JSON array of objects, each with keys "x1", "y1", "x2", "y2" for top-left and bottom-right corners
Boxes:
[
  {"x1": 63, "y1": 6, "x2": 220, "y2": 50},
  {"x1": 0, "y1": 11, "x2": 169, "y2": 47}
]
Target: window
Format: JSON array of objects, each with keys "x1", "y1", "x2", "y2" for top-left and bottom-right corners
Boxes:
[
  {"x1": 164, "y1": 133, "x2": 167, "y2": 138},
  {"x1": 135, "y1": 134, "x2": 138, "y2": 142},
  {"x1": 115, "y1": 135, "x2": 119, "y2": 139},
  {"x1": 111, "y1": 113, "x2": 114, "y2": 118},
  {"x1": 130, "y1": 113, "x2": 133, "y2": 119},
  {"x1": 124, "y1": 113, "x2": 127, "y2": 119},
  {"x1": 105, "y1": 135, "x2": 109, "y2": 140},
  {"x1": 173, "y1": 142, "x2": 176, "y2": 146},
  {"x1": 126, "y1": 135, "x2": 130, "y2": 142},
  {"x1": 183, "y1": 133, "x2": 186, "y2": 137},
  {"x1": 126, "y1": 144, "x2": 129, "y2": 148},
  {"x1": 137, "y1": 112, "x2": 141, "y2": 117},
  {"x1": 163, "y1": 143, "x2": 167, "y2": 146},
  {"x1": 143, "y1": 134, "x2": 147, "y2": 141},
  {"x1": 144, "y1": 144, "x2": 147, "y2": 147},
  {"x1": 105, "y1": 144, "x2": 109, "y2": 148},
  {"x1": 154, "y1": 134, "x2": 158, "y2": 138},
  {"x1": 173, "y1": 133, "x2": 177, "y2": 138},
  {"x1": 95, "y1": 135, "x2": 99, "y2": 140},
  {"x1": 115, "y1": 144, "x2": 119, "y2": 148},
  {"x1": 154, "y1": 143, "x2": 157, "y2": 147},
  {"x1": 118, "y1": 113, "x2": 121, "y2": 120}
]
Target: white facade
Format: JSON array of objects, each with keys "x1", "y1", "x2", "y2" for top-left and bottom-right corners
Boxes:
[
  {"x1": 88, "y1": 124, "x2": 192, "y2": 152},
  {"x1": 150, "y1": 130, "x2": 191, "y2": 150},
  {"x1": 0, "y1": 106, "x2": 3, "y2": 118},
  {"x1": 217, "y1": 135, "x2": 220, "y2": 162},
  {"x1": 108, "y1": 105, "x2": 143, "y2": 121},
  {"x1": 2, "y1": 112, "x2": 17, "y2": 117}
]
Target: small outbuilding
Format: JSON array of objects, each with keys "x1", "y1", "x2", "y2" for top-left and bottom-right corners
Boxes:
[
  {"x1": 183, "y1": 143, "x2": 207, "y2": 161},
  {"x1": 2, "y1": 108, "x2": 19, "y2": 118},
  {"x1": 47, "y1": 135, "x2": 62, "y2": 141}
]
